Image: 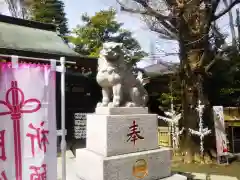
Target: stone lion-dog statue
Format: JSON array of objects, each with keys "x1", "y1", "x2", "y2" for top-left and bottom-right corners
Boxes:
[{"x1": 96, "y1": 42, "x2": 148, "y2": 107}]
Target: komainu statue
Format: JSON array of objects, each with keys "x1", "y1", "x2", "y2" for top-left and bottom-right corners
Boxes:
[{"x1": 96, "y1": 42, "x2": 148, "y2": 107}]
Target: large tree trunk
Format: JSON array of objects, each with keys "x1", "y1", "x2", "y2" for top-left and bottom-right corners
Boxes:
[
  {"x1": 178, "y1": 10, "x2": 216, "y2": 161},
  {"x1": 118, "y1": 0, "x2": 221, "y2": 164},
  {"x1": 173, "y1": 2, "x2": 218, "y2": 163},
  {"x1": 178, "y1": 45, "x2": 216, "y2": 163}
]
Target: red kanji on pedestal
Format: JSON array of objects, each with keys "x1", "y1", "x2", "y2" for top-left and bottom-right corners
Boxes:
[
  {"x1": 29, "y1": 164, "x2": 47, "y2": 180},
  {"x1": 26, "y1": 121, "x2": 49, "y2": 157},
  {"x1": 127, "y1": 120, "x2": 144, "y2": 145},
  {"x1": 0, "y1": 171, "x2": 7, "y2": 180},
  {"x1": 0, "y1": 81, "x2": 41, "y2": 180},
  {"x1": 0, "y1": 130, "x2": 6, "y2": 161}
]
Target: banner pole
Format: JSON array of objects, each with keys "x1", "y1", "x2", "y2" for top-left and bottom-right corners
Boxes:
[
  {"x1": 60, "y1": 57, "x2": 67, "y2": 180},
  {"x1": 0, "y1": 53, "x2": 76, "y2": 64}
]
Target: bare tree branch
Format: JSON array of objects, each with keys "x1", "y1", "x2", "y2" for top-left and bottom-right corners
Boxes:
[
  {"x1": 211, "y1": 24, "x2": 228, "y2": 48},
  {"x1": 150, "y1": 25, "x2": 178, "y2": 40},
  {"x1": 205, "y1": 52, "x2": 222, "y2": 72},
  {"x1": 213, "y1": 0, "x2": 240, "y2": 20},
  {"x1": 212, "y1": 0, "x2": 221, "y2": 14},
  {"x1": 131, "y1": 0, "x2": 178, "y2": 34},
  {"x1": 117, "y1": 0, "x2": 173, "y2": 20},
  {"x1": 119, "y1": 6, "x2": 150, "y2": 16},
  {"x1": 118, "y1": 1, "x2": 173, "y2": 20},
  {"x1": 223, "y1": 0, "x2": 237, "y2": 46},
  {"x1": 133, "y1": 0, "x2": 174, "y2": 19},
  {"x1": 117, "y1": 0, "x2": 178, "y2": 36}
]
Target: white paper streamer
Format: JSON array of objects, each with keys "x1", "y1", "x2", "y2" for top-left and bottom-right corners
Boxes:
[
  {"x1": 189, "y1": 100, "x2": 211, "y2": 157},
  {"x1": 158, "y1": 108, "x2": 183, "y2": 151}
]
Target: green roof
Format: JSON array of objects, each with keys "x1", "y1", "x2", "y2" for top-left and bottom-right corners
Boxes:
[{"x1": 0, "y1": 14, "x2": 79, "y2": 58}]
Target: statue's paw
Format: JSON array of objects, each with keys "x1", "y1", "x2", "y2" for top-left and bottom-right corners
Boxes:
[
  {"x1": 102, "y1": 102, "x2": 109, "y2": 107},
  {"x1": 113, "y1": 101, "x2": 120, "y2": 107},
  {"x1": 108, "y1": 102, "x2": 113, "y2": 107},
  {"x1": 97, "y1": 102, "x2": 108, "y2": 107},
  {"x1": 125, "y1": 102, "x2": 136, "y2": 107},
  {"x1": 112, "y1": 95, "x2": 121, "y2": 107},
  {"x1": 108, "y1": 101, "x2": 120, "y2": 107},
  {"x1": 97, "y1": 102, "x2": 102, "y2": 107}
]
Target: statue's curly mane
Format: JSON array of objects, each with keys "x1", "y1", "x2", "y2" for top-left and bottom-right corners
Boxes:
[{"x1": 98, "y1": 44, "x2": 126, "y2": 71}]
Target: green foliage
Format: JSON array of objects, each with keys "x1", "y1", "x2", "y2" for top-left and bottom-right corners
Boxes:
[
  {"x1": 28, "y1": 0, "x2": 69, "y2": 36},
  {"x1": 157, "y1": 74, "x2": 182, "y2": 111},
  {"x1": 207, "y1": 46, "x2": 240, "y2": 106},
  {"x1": 154, "y1": 46, "x2": 240, "y2": 109},
  {"x1": 68, "y1": 9, "x2": 147, "y2": 66}
]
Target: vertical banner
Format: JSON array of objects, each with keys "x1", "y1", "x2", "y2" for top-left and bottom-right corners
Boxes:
[
  {"x1": 0, "y1": 62, "x2": 57, "y2": 180},
  {"x1": 73, "y1": 113, "x2": 86, "y2": 139},
  {"x1": 213, "y1": 106, "x2": 228, "y2": 164}
]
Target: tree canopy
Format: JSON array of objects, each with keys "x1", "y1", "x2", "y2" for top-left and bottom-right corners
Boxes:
[
  {"x1": 68, "y1": 9, "x2": 147, "y2": 66},
  {"x1": 208, "y1": 46, "x2": 240, "y2": 106},
  {"x1": 27, "y1": 0, "x2": 69, "y2": 36}
]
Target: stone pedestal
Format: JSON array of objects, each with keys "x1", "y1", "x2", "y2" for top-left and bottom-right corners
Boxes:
[
  {"x1": 76, "y1": 107, "x2": 186, "y2": 180},
  {"x1": 86, "y1": 113, "x2": 158, "y2": 156}
]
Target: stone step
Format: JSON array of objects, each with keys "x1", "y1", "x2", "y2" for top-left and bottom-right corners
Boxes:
[
  {"x1": 57, "y1": 151, "x2": 238, "y2": 180},
  {"x1": 75, "y1": 147, "x2": 172, "y2": 180}
]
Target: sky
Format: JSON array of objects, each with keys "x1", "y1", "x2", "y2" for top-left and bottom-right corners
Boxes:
[
  {"x1": 63, "y1": 0, "x2": 239, "y2": 67},
  {"x1": 0, "y1": 0, "x2": 175, "y2": 67},
  {"x1": 0, "y1": 0, "x2": 238, "y2": 67},
  {"x1": 64, "y1": 0, "x2": 178, "y2": 66},
  {"x1": 63, "y1": 0, "x2": 179, "y2": 67},
  {"x1": 64, "y1": 0, "x2": 155, "y2": 50}
]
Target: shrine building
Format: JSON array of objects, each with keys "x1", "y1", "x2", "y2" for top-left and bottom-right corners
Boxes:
[{"x1": 0, "y1": 14, "x2": 101, "y2": 151}]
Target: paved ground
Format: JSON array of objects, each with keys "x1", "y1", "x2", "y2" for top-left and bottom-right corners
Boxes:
[
  {"x1": 57, "y1": 150, "x2": 79, "y2": 180},
  {"x1": 172, "y1": 157, "x2": 240, "y2": 180},
  {"x1": 57, "y1": 150, "x2": 239, "y2": 180},
  {"x1": 178, "y1": 172, "x2": 239, "y2": 180}
]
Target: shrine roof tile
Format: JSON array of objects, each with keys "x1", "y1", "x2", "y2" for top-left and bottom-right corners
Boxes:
[{"x1": 0, "y1": 14, "x2": 79, "y2": 58}]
